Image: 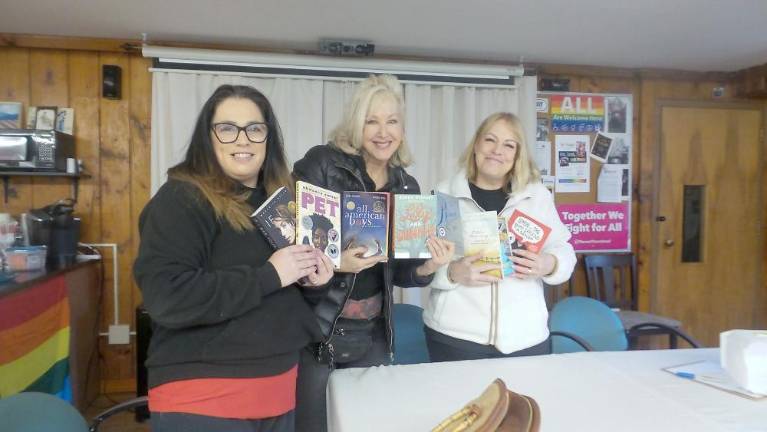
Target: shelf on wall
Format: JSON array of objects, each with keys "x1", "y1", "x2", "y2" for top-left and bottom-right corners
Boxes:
[{"x1": 0, "y1": 171, "x2": 91, "y2": 204}]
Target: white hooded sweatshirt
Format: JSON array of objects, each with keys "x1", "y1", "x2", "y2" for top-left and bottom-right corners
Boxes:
[{"x1": 423, "y1": 170, "x2": 577, "y2": 353}]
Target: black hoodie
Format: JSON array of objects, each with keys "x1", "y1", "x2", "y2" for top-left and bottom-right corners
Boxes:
[{"x1": 134, "y1": 179, "x2": 321, "y2": 388}]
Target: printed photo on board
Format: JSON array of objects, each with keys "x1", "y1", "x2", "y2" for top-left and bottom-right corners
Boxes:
[
  {"x1": 607, "y1": 137, "x2": 630, "y2": 164},
  {"x1": 590, "y1": 133, "x2": 613, "y2": 163},
  {"x1": 607, "y1": 97, "x2": 627, "y2": 133}
]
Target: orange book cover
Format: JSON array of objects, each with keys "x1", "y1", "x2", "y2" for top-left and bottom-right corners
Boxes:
[{"x1": 506, "y1": 209, "x2": 551, "y2": 254}]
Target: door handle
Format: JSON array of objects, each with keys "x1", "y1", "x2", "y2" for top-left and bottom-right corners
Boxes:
[{"x1": 664, "y1": 239, "x2": 675, "y2": 247}]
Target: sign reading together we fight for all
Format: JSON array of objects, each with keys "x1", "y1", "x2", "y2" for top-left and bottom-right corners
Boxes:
[{"x1": 556, "y1": 202, "x2": 629, "y2": 252}]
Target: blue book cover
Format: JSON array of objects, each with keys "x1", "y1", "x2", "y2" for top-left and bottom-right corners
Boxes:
[
  {"x1": 435, "y1": 191, "x2": 464, "y2": 255},
  {"x1": 341, "y1": 191, "x2": 389, "y2": 258}
]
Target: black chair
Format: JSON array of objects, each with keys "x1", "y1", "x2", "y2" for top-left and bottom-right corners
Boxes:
[{"x1": 583, "y1": 253, "x2": 689, "y2": 348}]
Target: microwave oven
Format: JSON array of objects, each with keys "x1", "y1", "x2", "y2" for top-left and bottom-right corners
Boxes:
[{"x1": 0, "y1": 129, "x2": 75, "y2": 171}]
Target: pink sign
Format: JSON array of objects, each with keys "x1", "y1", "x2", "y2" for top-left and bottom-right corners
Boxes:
[{"x1": 556, "y1": 203, "x2": 630, "y2": 252}]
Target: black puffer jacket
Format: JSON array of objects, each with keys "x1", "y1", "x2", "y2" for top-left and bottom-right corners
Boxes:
[{"x1": 293, "y1": 144, "x2": 434, "y2": 361}]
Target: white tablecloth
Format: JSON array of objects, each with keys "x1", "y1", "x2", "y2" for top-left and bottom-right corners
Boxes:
[{"x1": 327, "y1": 349, "x2": 766, "y2": 432}]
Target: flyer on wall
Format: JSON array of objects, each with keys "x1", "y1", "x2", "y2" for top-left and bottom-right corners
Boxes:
[
  {"x1": 555, "y1": 134, "x2": 590, "y2": 193},
  {"x1": 533, "y1": 140, "x2": 551, "y2": 176},
  {"x1": 596, "y1": 164, "x2": 623, "y2": 203}
]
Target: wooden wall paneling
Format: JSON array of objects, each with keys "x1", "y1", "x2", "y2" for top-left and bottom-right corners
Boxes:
[
  {"x1": 0, "y1": 48, "x2": 33, "y2": 214},
  {"x1": 762, "y1": 102, "x2": 767, "y2": 329},
  {"x1": 29, "y1": 50, "x2": 70, "y2": 207},
  {"x1": 128, "y1": 56, "x2": 152, "y2": 323},
  {"x1": 68, "y1": 51, "x2": 102, "y2": 243},
  {"x1": 638, "y1": 79, "x2": 661, "y2": 314},
  {"x1": 98, "y1": 53, "x2": 134, "y2": 384}
]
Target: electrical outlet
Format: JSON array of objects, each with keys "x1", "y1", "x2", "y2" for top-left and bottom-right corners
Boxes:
[{"x1": 108, "y1": 324, "x2": 130, "y2": 345}]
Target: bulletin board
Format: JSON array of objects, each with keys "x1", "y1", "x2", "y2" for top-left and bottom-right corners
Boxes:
[{"x1": 535, "y1": 92, "x2": 632, "y2": 253}]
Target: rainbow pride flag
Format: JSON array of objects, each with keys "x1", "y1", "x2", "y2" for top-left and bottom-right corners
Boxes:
[{"x1": 0, "y1": 275, "x2": 72, "y2": 401}]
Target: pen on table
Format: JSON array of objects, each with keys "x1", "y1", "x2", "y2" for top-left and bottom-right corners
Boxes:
[{"x1": 674, "y1": 372, "x2": 695, "y2": 379}]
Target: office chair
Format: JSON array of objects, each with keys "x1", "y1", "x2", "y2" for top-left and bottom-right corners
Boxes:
[
  {"x1": 0, "y1": 391, "x2": 148, "y2": 432},
  {"x1": 392, "y1": 303, "x2": 430, "y2": 365},
  {"x1": 584, "y1": 253, "x2": 684, "y2": 348},
  {"x1": 549, "y1": 296, "x2": 701, "y2": 353}
]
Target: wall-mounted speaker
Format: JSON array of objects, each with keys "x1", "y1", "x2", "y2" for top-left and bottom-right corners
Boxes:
[
  {"x1": 102, "y1": 65, "x2": 122, "y2": 99},
  {"x1": 539, "y1": 78, "x2": 570, "y2": 92}
]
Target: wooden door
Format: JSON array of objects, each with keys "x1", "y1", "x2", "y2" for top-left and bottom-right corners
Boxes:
[{"x1": 653, "y1": 103, "x2": 765, "y2": 347}]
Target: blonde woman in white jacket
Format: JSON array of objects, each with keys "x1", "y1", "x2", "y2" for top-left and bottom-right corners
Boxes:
[{"x1": 423, "y1": 112, "x2": 576, "y2": 361}]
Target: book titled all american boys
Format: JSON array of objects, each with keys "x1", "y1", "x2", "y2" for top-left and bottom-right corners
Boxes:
[
  {"x1": 250, "y1": 186, "x2": 296, "y2": 249},
  {"x1": 393, "y1": 194, "x2": 437, "y2": 259},
  {"x1": 296, "y1": 181, "x2": 342, "y2": 269},
  {"x1": 341, "y1": 191, "x2": 390, "y2": 258}
]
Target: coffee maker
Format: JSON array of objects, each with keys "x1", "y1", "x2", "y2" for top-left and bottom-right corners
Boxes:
[{"x1": 21, "y1": 199, "x2": 80, "y2": 267}]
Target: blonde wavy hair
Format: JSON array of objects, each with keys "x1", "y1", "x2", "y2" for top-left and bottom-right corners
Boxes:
[
  {"x1": 329, "y1": 74, "x2": 412, "y2": 167},
  {"x1": 460, "y1": 112, "x2": 540, "y2": 193}
]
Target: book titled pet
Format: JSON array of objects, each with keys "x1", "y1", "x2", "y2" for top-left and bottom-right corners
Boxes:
[
  {"x1": 461, "y1": 211, "x2": 502, "y2": 278},
  {"x1": 342, "y1": 191, "x2": 390, "y2": 258},
  {"x1": 506, "y1": 209, "x2": 552, "y2": 254},
  {"x1": 250, "y1": 186, "x2": 296, "y2": 250},
  {"x1": 393, "y1": 194, "x2": 437, "y2": 259},
  {"x1": 296, "y1": 181, "x2": 342, "y2": 269}
]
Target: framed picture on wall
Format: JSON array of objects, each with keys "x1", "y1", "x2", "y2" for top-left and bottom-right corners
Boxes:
[
  {"x1": 0, "y1": 101, "x2": 23, "y2": 129},
  {"x1": 26, "y1": 106, "x2": 37, "y2": 128},
  {"x1": 55, "y1": 108, "x2": 75, "y2": 134},
  {"x1": 35, "y1": 106, "x2": 57, "y2": 130}
]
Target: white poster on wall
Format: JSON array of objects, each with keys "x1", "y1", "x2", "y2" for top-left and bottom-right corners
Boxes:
[
  {"x1": 533, "y1": 141, "x2": 551, "y2": 176},
  {"x1": 597, "y1": 164, "x2": 623, "y2": 203},
  {"x1": 555, "y1": 134, "x2": 590, "y2": 193}
]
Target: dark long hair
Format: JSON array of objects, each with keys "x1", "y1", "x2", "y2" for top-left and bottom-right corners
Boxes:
[{"x1": 168, "y1": 85, "x2": 292, "y2": 231}]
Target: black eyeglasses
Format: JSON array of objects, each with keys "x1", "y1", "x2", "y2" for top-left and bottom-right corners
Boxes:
[{"x1": 211, "y1": 122, "x2": 269, "y2": 144}]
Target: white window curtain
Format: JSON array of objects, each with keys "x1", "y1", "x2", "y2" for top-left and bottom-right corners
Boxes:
[{"x1": 150, "y1": 70, "x2": 537, "y2": 306}]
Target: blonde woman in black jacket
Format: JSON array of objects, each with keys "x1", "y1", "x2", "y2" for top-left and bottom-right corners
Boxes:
[{"x1": 293, "y1": 74, "x2": 455, "y2": 432}]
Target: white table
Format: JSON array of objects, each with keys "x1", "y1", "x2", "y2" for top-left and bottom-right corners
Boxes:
[{"x1": 327, "y1": 349, "x2": 766, "y2": 432}]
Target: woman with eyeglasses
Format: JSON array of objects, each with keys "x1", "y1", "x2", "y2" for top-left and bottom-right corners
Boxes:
[
  {"x1": 134, "y1": 84, "x2": 333, "y2": 432},
  {"x1": 292, "y1": 75, "x2": 455, "y2": 432},
  {"x1": 424, "y1": 112, "x2": 576, "y2": 362}
]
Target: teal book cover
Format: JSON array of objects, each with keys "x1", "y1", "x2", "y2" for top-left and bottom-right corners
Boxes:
[
  {"x1": 393, "y1": 194, "x2": 436, "y2": 259},
  {"x1": 498, "y1": 216, "x2": 514, "y2": 277}
]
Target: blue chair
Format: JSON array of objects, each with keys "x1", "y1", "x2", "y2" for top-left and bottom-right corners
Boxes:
[
  {"x1": 0, "y1": 391, "x2": 148, "y2": 432},
  {"x1": 549, "y1": 296, "x2": 701, "y2": 353},
  {"x1": 584, "y1": 253, "x2": 684, "y2": 348},
  {"x1": 392, "y1": 303, "x2": 430, "y2": 364},
  {"x1": 0, "y1": 392, "x2": 87, "y2": 432}
]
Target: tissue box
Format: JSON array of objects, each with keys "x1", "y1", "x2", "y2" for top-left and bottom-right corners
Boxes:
[{"x1": 721, "y1": 329, "x2": 767, "y2": 395}]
